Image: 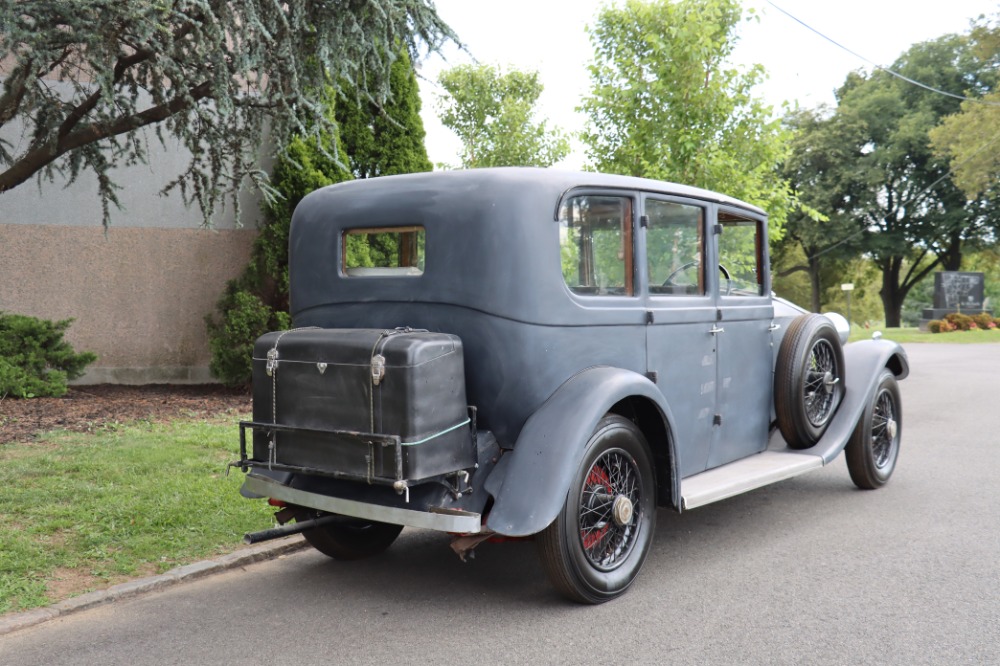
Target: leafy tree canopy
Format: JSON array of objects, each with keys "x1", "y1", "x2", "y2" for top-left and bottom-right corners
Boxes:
[
  {"x1": 816, "y1": 33, "x2": 999, "y2": 326},
  {"x1": 436, "y1": 63, "x2": 570, "y2": 168},
  {"x1": 0, "y1": 0, "x2": 453, "y2": 226},
  {"x1": 930, "y1": 16, "x2": 1000, "y2": 199},
  {"x1": 774, "y1": 106, "x2": 869, "y2": 312},
  {"x1": 580, "y1": 0, "x2": 796, "y2": 232},
  {"x1": 337, "y1": 51, "x2": 433, "y2": 178}
]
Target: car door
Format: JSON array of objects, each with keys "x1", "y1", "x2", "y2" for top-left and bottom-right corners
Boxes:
[
  {"x1": 641, "y1": 196, "x2": 718, "y2": 478},
  {"x1": 706, "y1": 208, "x2": 774, "y2": 469}
]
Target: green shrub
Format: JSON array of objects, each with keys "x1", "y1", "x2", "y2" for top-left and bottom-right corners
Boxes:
[
  {"x1": 944, "y1": 312, "x2": 973, "y2": 331},
  {"x1": 205, "y1": 285, "x2": 291, "y2": 387},
  {"x1": 927, "y1": 319, "x2": 949, "y2": 333},
  {"x1": 0, "y1": 313, "x2": 97, "y2": 398},
  {"x1": 971, "y1": 312, "x2": 993, "y2": 329}
]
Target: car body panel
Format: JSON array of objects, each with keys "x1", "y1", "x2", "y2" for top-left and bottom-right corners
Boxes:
[{"x1": 238, "y1": 167, "x2": 908, "y2": 542}]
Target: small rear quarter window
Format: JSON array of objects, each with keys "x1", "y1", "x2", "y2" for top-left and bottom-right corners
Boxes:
[{"x1": 343, "y1": 226, "x2": 425, "y2": 277}]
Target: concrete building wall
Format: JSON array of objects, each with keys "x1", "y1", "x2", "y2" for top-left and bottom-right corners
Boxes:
[{"x1": 1, "y1": 114, "x2": 262, "y2": 384}]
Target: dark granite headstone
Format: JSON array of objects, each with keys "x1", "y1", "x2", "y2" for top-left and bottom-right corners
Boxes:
[
  {"x1": 934, "y1": 272, "x2": 985, "y2": 311},
  {"x1": 920, "y1": 271, "x2": 991, "y2": 328}
]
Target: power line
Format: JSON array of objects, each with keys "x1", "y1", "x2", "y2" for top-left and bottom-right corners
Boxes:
[{"x1": 765, "y1": 1, "x2": 1000, "y2": 107}]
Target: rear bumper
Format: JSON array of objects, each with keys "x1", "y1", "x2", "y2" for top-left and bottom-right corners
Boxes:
[{"x1": 242, "y1": 472, "x2": 484, "y2": 534}]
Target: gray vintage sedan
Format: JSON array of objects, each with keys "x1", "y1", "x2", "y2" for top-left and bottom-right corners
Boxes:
[{"x1": 233, "y1": 168, "x2": 908, "y2": 603}]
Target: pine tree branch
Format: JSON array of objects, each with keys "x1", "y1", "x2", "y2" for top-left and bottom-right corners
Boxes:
[{"x1": 0, "y1": 81, "x2": 212, "y2": 194}]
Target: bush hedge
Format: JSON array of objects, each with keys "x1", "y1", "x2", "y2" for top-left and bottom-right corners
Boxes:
[{"x1": 0, "y1": 313, "x2": 96, "y2": 398}]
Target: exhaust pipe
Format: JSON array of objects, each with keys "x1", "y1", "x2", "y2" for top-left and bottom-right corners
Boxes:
[{"x1": 243, "y1": 513, "x2": 342, "y2": 545}]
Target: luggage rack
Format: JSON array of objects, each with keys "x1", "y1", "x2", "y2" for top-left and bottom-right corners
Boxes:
[{"x1": 232, "y1": 420, "x2": 474, "y2": 501}]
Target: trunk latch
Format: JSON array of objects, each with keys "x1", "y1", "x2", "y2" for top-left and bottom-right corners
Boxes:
[{"x1": 371, "y1": 354, "x2": 386, "y2": 385}]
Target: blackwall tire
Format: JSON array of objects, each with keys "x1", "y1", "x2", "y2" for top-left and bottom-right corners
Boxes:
[
  {"x1": 774, "y1": 313, "x2": 845, "y2": 449},
  {"x1": 536, "y1": 414, "x2": 656, "y2": 604},
  {"x1": 298, "y1": 510, "x2": 403, "y2": 560},
  {"x1": 845, "y1": 369, "x2": 901, "y2": 489}
]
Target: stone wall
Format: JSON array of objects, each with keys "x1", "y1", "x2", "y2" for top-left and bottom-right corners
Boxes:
[{"x1": 1, "y1": 95, "x2": 262, "y2": 384}]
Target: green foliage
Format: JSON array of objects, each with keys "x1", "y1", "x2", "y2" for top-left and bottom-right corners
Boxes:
[
  {"x1": 338, "y1": 52, "x2": 434, "y2": 178},
  {"x1": 0, "y1": 418, "x2": 274, "y2": 613},
  {"x1": 0, "y1": 313, "x2": 96, "y2": 399},
  {"x1": 930, "y1": 16, "x2": 1000, "y2": 199},
  {"x1": 0, "y1": 1, "x2": 454, "y2": 226},
  {"x1": 206, "y1": 54, "x2": 434, "y2": 386},
  {"x1": 970, "y1": 313, "x2": 994, "y2": 329},
  {"x1": 774, "y1": 107, "x2": 867, "y2": 312},
  {"x1": 436, "y1": 63, "x2": 570, "y2": 168},
  {"x1": 945, "y1": 312, "x2": 975, "y2": 331},
  {"x1": 580, "y1": 0, "x2": 795, "y2": 232},
  {"x1": 794, "y1": 32, "x2": 1000, "y2": 327},
  {"x1": 205, "y1": 286, "x2": 291, "y2": 387}
]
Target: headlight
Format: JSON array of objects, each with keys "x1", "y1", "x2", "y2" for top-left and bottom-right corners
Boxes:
[{"x1": 823, "y1": 312, "x2": 850, "y2": 345}]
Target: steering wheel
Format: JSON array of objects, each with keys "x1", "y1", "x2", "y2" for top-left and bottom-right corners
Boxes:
[{"x1": 663, "y1": 261, "x2": 733, "y2": 295}]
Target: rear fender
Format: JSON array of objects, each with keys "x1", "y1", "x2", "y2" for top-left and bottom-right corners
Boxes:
[{"x1": 483, "y1": 366, "x2": 677, "y2": 537}]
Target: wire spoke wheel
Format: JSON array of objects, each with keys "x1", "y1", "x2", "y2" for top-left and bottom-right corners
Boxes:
[
  {"x1": 775, "y1": 314, "x2": 845, "y2": 449},
  {"x1": 846, "y1": 369, "x2": 902, "y2": 489},
  {"x1": 804, "y1": 338, "x2": 839, "y2": 427},
  {"x1": 537, "y1": 415, "x2": 656, "y2": 604},
  {"x1": 578, "y1": 450, "x2": 641, "y2": 571}
]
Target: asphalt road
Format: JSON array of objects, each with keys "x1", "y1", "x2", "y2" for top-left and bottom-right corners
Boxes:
[{"x1": 2, "y1": 343, "x2": 998, "y2": 665}]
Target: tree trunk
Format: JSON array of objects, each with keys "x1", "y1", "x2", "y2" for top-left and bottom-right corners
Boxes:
[
  {"x1": 808, "y1": 254, "x2": 821, "y2": 313},
  {"x1": 880, "y1": 259, "x2": 904, "y2": 328},
  {"x1": 940, "y1": 231, "x2": 963, "y2": 271}
]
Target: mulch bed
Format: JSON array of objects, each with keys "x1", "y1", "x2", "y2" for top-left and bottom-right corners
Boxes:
[{"x1": 0, "y1": 384, "x2": 251, "y2": 445}]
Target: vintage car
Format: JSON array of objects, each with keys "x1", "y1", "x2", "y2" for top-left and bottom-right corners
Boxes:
[{"x1": 233, "y1": 168, "x2": 909, "y2": 604}]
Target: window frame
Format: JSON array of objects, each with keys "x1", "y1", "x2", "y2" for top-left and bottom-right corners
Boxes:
[
  {"x1": 341, "y1": 225, "x2": 426, "y2": 278},
  {"x1": 556, "y1": 190, "x2": 638, "y2": 300}
]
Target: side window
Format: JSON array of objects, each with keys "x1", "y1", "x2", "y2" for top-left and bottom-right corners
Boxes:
[
  {"x1": 558, "y1": 195, "x2": 634, "y2": 296},
  {"x1": 646, "y1": 200, "x2": 705, "y2": 295},
  {"x1": 718, "y1": 212, "x2": 764, "y2": 296},
  {"x1": 343, "y1": 226, "x2": 425, "y2": 277}
]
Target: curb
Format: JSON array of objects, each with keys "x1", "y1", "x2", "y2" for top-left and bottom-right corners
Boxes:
[{"x1": 0, "y1": 536, "x2": 309, "y2": 638}]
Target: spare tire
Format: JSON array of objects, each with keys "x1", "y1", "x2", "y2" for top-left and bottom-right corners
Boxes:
[{"x1": 774, "y1": 313, "x2": 845, "y2": 449}]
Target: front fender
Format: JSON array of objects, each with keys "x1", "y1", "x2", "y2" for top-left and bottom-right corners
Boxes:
[
  {"x1": 792, "y1": 338, "x2": 909, "y2": 463},
  {"x1": 483, "y1": 366, "x2": 677, "y2": 537}
]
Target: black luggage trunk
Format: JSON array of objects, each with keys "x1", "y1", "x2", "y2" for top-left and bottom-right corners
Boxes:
[{"x1": 247, "y1": 328, "x2": 474, "y2": 485}]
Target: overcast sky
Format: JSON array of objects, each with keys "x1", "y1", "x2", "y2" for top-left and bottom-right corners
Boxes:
[{"x1": 417, "y1": 0, "x2": 998, "y2": 169}]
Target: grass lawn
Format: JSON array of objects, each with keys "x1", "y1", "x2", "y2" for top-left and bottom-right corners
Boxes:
[
  {"x1": 848, "y1": 326, "x2": 1000, "y2": 344},
  {"x1": 0, "y1": 416, "x2": 274, "y2": 614}
]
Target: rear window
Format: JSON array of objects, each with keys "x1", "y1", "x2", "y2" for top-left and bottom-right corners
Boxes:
[{"x1": 343, "y1": 226, "x2": 425, "y2": 277}]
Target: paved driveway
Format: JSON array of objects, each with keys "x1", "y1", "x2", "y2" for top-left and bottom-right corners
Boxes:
[{"x1": 2, "y1": 343, "x2": 998, "y2": 665}]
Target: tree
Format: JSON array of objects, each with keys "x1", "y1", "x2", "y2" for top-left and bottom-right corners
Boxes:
[
  {"x1": 0, "y1": 1, "x2": 453, "y2": 226},
  {"x1": 775, "y1": 107, "x2": 867, "y2": 313},
  {"x1": 436, "y1": 64, "x2": 570, "y2": 168},
  {"x1": 337, "y1": 50, "x2": 433, "y2": 277},
  {"x1": 930, "y1": 17, "x2": 1000, "y2": 199},
  {"x1": 206, "y1": 52, "x2": 435, "y2": 386},
  {"x1": 337, "y1": 51, "x2": 433, "y2": 178},
  {"x1": 580, "y1": 0, "x2": 795, "y2": 230},
  {"x1": 827, "y1": 34, "x2": 999, "y2": 327},
  {"x1": 206, "y1": 99, "x2": 352, "y2": 386}
]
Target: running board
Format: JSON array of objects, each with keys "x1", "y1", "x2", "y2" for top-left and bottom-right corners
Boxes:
[{"x1": 681, "y1": 451, "x2": 824, "y2": 510}]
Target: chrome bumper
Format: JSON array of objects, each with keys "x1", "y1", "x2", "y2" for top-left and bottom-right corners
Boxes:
[{"x1": 242, "y1": 473, "x2": 483, "y2": 534}]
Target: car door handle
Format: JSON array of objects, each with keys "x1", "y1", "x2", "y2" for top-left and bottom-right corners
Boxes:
[
  {"x1": 768, "y1": 323, "x2": 781, "y2": 332},
  {"x1": 709, "y1": 326, "x2": 725, "y2": 335}
]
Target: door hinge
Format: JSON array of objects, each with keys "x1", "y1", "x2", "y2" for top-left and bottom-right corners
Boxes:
[
  {"x1": 640, "y1": 214, "x2": 649, "y2": 228},
  {"x1": 645, "y1": 311, "x2": 654, "y2": 325},
  {"x1": 645, "y1": 371, "x2": 658, "y2": 383},
  {"x1": 713, "y1": 414, "x2": 722, "y2": 426},
  {"x1": 713, "y1": 224, "x2": 723, "y2": 235}
]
